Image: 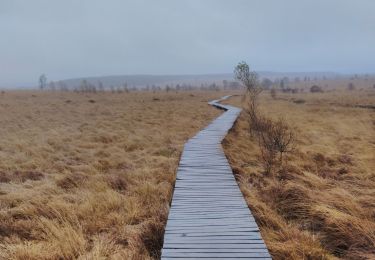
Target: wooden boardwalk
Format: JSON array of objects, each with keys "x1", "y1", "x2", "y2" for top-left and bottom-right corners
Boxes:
[{"x1": 161, "y1": 96, "x2": 271, "y2": 259}]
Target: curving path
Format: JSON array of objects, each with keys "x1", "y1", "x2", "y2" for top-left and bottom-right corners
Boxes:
[{"x1": 161, "y1": 96, "x2": 271, "y2": 259}]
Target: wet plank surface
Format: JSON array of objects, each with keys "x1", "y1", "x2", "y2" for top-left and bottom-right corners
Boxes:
[{"x1": 161, "y1": 96, "x2": 271, "y2": 259}]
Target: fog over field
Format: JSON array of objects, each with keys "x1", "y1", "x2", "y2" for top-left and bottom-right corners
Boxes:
[
  {"x1": 1, "y1": 0, "x2": 375, "y2": 87},
  {"x1": 1, "y1": 1, "x2": 375, "y2": 260},
  {"x1": 57, "y1": 71, "x2": 341, "y2": 90}
]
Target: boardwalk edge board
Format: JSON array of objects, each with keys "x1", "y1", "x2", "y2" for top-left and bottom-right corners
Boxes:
[{"x1": 161, "y1": 96, "x2": 271, "y2": 259}]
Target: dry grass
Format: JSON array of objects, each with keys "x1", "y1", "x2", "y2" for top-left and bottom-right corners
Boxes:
[
  {"x1": 223, "y1": 86, "x2": 375, "y2": 259},
  {"x1": 0, "y1": 90, "x2": 225, "y2": 259}
]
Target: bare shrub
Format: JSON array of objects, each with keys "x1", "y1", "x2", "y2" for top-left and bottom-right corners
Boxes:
[
  {"x1": 293, "y1": 99, "x2": 306, "y2": 104},
  {"x1": 39, "y1": 74, "x2": 47, "y2": 90},
  {"x1": 272, "y1": 119, "x2": 295, "y2": 162},
  {"x1": 258, "y1": 119, "x2": 295, "y2": 174},
  {"x1": 249, "y1": 114, "x2": 272, "y2": 134},
  {"x1": 310, "y1": 85, "x2": 323, "y2": 93},
  {"x1": 259, "y1": 134, "x2": 278, "y2": 174}
]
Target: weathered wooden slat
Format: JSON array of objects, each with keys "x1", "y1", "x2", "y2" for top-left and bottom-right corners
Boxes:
[
  {"x1": 165, "y1": 221, "x2": 258, "y2": 226},
  {"x1": 164, "y1": 232, "x2": 263, "y2": 238},
  {"x1": 161, "y1": 96, "x2": 271, "y2": 259},
  {"x1": 162, "y1": 248, "x2": 269, "y2": 253},
  {"x1": 164, "y1": 239, "x2": 266, "y2": 244},
  {"x1": 165, "y1": 224, "x2": 260, "y2": 229},
  {"x1": 163, "y1": 243, "x2": 268, "y2": 249},
  {"x1": 162, "y1": 252, "x2": 271, "y2": 258},
  {"x1": 163, "y1": 258, "x2": 271, "y2": 260},
  {"x1": 167, "y1": 211, "x2": 251, "y2": 216},
  {"x1": 165, "y1": 228, "x2": 260, "y2": 233}
]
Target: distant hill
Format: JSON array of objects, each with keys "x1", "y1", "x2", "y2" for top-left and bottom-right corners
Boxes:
[
  {"x1": 59, "y1": 74, "x2": 233, "y2": 89},
  {"x1": 0, "y1": 71, "x2": 363, "y2": 89},
  {"x1": 259, "y1": 71, "x2": 340, "y2": 80},
  {"x1": 58, "y1": 72, "x2": 341, "y2": 89}
]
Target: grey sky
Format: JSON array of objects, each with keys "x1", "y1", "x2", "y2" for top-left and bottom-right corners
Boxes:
[{"x1": 1, "y1": 0, "x2": 374, "y2": 86}]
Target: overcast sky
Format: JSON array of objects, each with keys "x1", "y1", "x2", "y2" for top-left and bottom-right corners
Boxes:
[{"x1": 1, "y1": 0, "x2": 375, "y2": 86}]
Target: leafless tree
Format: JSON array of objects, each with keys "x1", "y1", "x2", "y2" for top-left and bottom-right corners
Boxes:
[
  {"x1": 39, "y1": 74, "x2": 47, "y2": 90},
  {"x1": 234, "y1": 61, "x2": 262, "y2": 107},
  {"x1": 310, "y1": 85, "x2": 323, "y2": 93},
  {"x1": 234, "y1": 61, "x2": 262, "y2": 135}
]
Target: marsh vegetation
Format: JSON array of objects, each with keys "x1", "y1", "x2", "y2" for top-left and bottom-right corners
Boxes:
[{"x1": 223, "y1": 83, "x2": 375, "y2": 259}]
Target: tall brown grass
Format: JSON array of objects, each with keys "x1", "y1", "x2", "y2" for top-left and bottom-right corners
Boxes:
[
  {"x1": 223, "y1": 87, "x2": 375, "y2": 259},
  {"x1": 0, "y1": 90, "x2": 226, "y2": 259}
]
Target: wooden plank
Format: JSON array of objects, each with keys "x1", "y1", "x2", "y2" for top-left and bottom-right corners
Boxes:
[
  {"x1": 162, "y1": 252, "x2": 270, "y2": 258},
  {"x1": 165, "y1": 230, "x2": 261, "y2": 234},
  {"x1": 162, "y1": 256, "x2": 272, "y2": 260},
  {"x1": 161, "y1": 96, "x2": 270, "y2": 259},
  {"x1": 163, "y1": 243, "x2": 268, "y2": 249},
  {"x1": 162, "y1": 252, "x2": 271, "y2": 258},
  {"x1": 162, "y1": 248, "x2": 269, "y2": 253},
  {"x1": 162, "y1": 258, "x2": 271, "y2": 260},
  {"x1": 164, "y1": 239, "x2": 266, "y2": 244},
  {"x1": 165, "y1": 221, "x2": 259, "y2": 227},
  {"x1": 164, "y1": 233, "x2": 263, "y2": 238}
]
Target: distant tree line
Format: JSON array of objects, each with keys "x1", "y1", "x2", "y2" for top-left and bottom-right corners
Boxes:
[{"x1": 38, "y1": 72, "x2": 375, "y2": 93}]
